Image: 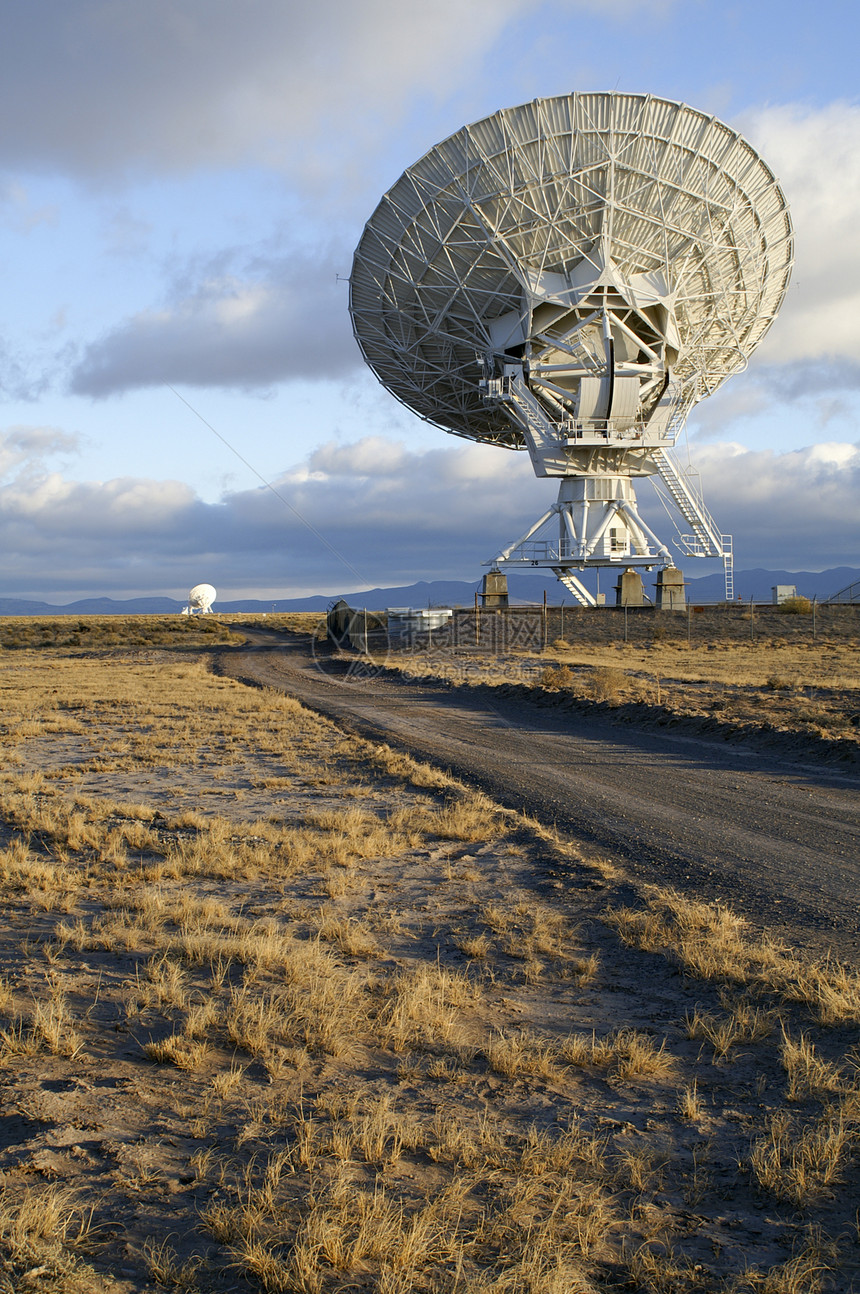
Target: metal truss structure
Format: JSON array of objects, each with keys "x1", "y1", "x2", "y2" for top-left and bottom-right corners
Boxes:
[
  {"x1": 825, "y1": 579, "x2": 860, "y2": 605},
  {"x1": 350, "y1": 93, "x2": 793, "y2": 604}
]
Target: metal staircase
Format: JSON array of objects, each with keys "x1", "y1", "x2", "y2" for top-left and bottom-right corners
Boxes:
[
  {"x1": 553, "y1": 569, "x2": 595, "y2": 607},
  {"x1": 652, "y1": 448, "x2": 734, "y2": 600},
  {"x1": 485, "y1": 374, "x2": 562, "y2": 457}
]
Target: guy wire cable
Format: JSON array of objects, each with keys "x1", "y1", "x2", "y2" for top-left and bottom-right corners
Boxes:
[{"x1": 166, "y1": 384, "x2": 370, "y2": 588}]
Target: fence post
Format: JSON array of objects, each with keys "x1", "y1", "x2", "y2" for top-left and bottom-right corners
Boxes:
[{"x1": 812, "y1": 596, "x2": 817, "y2": 641}]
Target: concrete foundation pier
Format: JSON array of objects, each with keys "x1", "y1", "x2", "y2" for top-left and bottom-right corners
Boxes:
[
  {"x1": 481, "y1": 568, "x2": 509, "y2": 608},
  {"x1": 655, "y1": 567, "x2": 686, "y2": 610},
  {"x1": 615, "y1": 569, "x2": 645, "y2": 607}
]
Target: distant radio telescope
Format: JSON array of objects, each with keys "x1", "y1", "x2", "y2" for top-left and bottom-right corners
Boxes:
[
  {"x1": 182, "y1": 583, "x2": 216, "y2": 615},
  {"x1": 349, "y1": 92, "x2": 793, "y2": 603}
]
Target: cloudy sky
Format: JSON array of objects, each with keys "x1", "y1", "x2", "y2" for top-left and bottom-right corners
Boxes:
[{"x1": 1, "y1": 0, "x2": 858, "y2": 602}]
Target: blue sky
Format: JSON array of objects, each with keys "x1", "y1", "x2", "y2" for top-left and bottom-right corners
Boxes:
[{"x1": 0, "y1": 0, "x2": 858, "y2": 600}]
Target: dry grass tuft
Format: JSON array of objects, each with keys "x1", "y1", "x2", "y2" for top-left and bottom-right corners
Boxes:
[
  {"x1": 748, "y1": 1098, "x2": 860, "y2": 1205},
  {"x1": 144, "y1": 1034, "x2": 212, "y2": 1071},
  {"x1": 379, "y1": 962, "x2": 480, "y2": 1051},
  {"x1": 676, "y1": 1080, "x2": 703, "y2": 1122},
  {"x1": 685, "y1": 999, "x2": 777, "y2": 1059},
  {"x1": 560, "y1": 1028, "x2": 676, "y2": 1081},
  {"x1": 605, "y1": 888, "x2": 860, "y2": 1023},
  {"x1": 0, "y1": 991, "x2": 84, "y2": 1062},
  {"x1": 0, "y1": 1183, "x2": 95, "y2": 1286},
  {"x1": 779, "y1": 1029, "x2": 844, "y2": 1101},
  {"x1": 729, "y1": 1242, "x2": 832, "y2": 1293}
]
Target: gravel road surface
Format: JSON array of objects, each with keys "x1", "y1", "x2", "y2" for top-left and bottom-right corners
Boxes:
[{"x1": 217, "y1": 631, "x2": 860, "y2": 964}]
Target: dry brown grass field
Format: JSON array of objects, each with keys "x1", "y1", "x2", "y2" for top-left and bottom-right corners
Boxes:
[{"x1": 0, "y1": 616, "x2": 858, "y2": 1291}]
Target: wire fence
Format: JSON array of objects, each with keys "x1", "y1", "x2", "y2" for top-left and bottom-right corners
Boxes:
[{"x1": 371, "y1": 602, "x2": 858, "y2": 655}]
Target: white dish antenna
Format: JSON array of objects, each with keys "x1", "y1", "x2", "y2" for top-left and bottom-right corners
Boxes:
[
  {"x1": 182, "y1": 583, "x2": 216, "y2": 615},
  {"x1": 350, "y1": 92, "x2": 793, "y2": 603}
]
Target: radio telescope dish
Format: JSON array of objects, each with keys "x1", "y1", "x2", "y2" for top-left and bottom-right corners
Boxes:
[
  {"x1": 350, "y1": 92, "x2": 793, "y2": 603},
  {"x1": 183, "y1": 583, "x2": 216, "y2": 615}
]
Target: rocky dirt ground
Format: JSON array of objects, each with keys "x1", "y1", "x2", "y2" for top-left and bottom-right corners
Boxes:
[{"x1": 0, "y1": 625, "x2": 857, "y2": 1292}]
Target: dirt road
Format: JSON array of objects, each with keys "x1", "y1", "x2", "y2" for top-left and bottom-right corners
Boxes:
[{"x1": 217, "y1": 631, "x2": 860, "y2": 963}]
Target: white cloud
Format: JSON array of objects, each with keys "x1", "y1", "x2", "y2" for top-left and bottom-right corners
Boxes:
[
  {"x1": 739, "y1": 100, "x2": 860, "y2": 369},
  {"x1": 0, "y1": 0, "x2": 536, "y2": 181},
  {"x1": 685, "y1": 100, "x2": 860, "y2": 439},
  {"x1": 805, "y1": 441, "x2": 857, "y2": 468},
  {"x1": 679, "y1": 440, "x2": 860, "y2": 569},
  {"x1": 2, "y1": 474, "x2": 195, "y2": 531},
  {"x1": 0, "y1": 1, "x2": 683, "y2": 196},
  {"x1": 2, "y1": 429, "x2": 857, "y2": 600},
  {"x1": 0, "y1": 425, "x2": 78, "y2": 478},
  {"x1": 69, "y1": 253, "x2": 357, "y2": 394},
  {"x1": 308, "y1": 438, "x2": 413, "y2": 480}
]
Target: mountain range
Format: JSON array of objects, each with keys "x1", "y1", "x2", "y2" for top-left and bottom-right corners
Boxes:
[{"x1": 1, "y1": 567, "x2": 857, "y2": 616}]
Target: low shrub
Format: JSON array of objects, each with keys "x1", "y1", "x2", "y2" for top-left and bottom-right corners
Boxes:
[
  {"x1": 589, "y1": 665, "x2": 625, "y2": 702},
  {"x1": 779, "y1": 596, "x2": 812, "y2": 615},
  {"x1": 539, "y1": 665, "x2": 574, "y2": 691}
]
